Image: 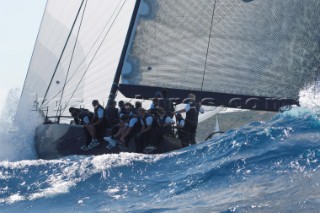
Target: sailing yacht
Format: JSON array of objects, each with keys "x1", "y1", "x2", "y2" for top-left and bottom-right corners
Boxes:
[{"x1": 16, "y1": 0, "x2": 320, "y2": 159}]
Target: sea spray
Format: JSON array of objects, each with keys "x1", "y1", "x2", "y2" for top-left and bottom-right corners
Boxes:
[
  {"x1": 0, "y1": 89, "x2": 42, "y2": 161},
  {"x1": 0, "y1": 89, "x2": 21, "y2": 161},
  {"x1": 299, "y1": 84, "x2": 320, "y2": 112}
]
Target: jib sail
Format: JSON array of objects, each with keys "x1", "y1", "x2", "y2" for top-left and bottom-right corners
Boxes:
[{"x1": 17, "y1": 0, "x2": 135, "y2": 119}]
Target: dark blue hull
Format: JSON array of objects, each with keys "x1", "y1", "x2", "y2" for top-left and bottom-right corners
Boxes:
[{"x1": 35, "y1": 124, "x2": 182, "y2": 159}]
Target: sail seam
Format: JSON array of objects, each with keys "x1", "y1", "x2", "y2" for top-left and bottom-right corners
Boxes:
[
  {"x1": 57, "y1": 0, "x2": 89, "y2": 117},
  {"x1": 200, "y1": 0, "x2": 217, "y2": 92},
  {"x1": 41, "y1": 0, "x2": 85, "y2": 105}
]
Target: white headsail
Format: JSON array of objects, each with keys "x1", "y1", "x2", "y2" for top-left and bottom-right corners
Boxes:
[{"x1": 17, "y1": 0, "x2": 136, "y2": 119}]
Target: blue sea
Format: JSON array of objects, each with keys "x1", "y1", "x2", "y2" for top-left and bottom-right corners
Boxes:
[{"x1": 1, "y1": 106, "x2": 320, "y2": 212}]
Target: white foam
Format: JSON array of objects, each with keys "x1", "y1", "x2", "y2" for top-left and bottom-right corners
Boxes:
[
  {"x1": 29, "y1": 180, "x2": 76, "y2": 200},
  {"x1": 0, "y1": 152, "x2": 172, "y2": 204},
  {"x1": 7, "y1": 194, "x2": 25, "y2": 204},
  {"x1": 297, "y1": 84, "x2": 320, "y2": 121},
  {"x1": 299, "y1": 84, "x2": 320, "y2": 113},
  {"x1": 0, "y1": 88, "x2": 42, "y2": 161}
]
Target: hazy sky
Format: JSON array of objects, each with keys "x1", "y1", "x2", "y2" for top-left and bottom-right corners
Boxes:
[{"x1": 0, "y1": 0, "x2": 46, "y2": 112}]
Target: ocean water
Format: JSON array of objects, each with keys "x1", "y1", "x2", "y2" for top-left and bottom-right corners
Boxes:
[{"x1": 0, "y1": 105, "x2": 320, "y2": 213}]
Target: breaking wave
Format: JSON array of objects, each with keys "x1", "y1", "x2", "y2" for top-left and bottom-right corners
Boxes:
[
  {"x1": 1, "y1": 106, "x2": 320, "y2": 212},
  {"x1": 0, "y1": 89, "x2": 42, "y2": 161}
]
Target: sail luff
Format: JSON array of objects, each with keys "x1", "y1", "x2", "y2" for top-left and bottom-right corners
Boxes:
[
  {"x1": 17, "y1": 0, "x2": 49, "y2": 111},
  {"x1": 107, "y1": 0, "x2": 142, "y2": 107},
  {"x1": 17, "y1": 0, "x2": 136, "y2": 119}
]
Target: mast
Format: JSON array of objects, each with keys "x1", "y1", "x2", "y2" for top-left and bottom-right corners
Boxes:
[{"x1": 107, "y1": 0, "x2": 142, "y2": 107}]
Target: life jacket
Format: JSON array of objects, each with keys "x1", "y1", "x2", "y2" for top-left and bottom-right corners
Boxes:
[
  {"x1": 93, "y1": 105, "x2": 107, "y2": 126},
  {"x1": 79, "y1": 108, "x2": 94, "y2": 125},
  {"x1": 185, "y1": 101, "x2": 200, "y2": 127},
  {"x1": 119, "y1": 107, "x2": 127, "y2": 118},
  {"x1": 141, "y1": 114, "x2": 157, "y2": 128},
  {"x1": 71, "y1": 108, "x2": 93, "y2": 125},
  {"x1": 105, "y1": 107, "x2": 119, "y2": 128},
  {"x1": 128, "y1": 114, "x2": 141, "y2": 134},
  {"x1": 70, "y1": 108, "x2": 81, "y2": 125},
  {"x1": 157, "y1": 116, "x2": 172, "y2": 134}
]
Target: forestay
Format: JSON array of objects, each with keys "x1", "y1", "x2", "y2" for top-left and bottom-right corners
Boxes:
[
  {"x1": 119, "y1": 0, "x2": 320, "y2": 111},
  {"x1": 17, "y1": 0, "x2": 135, "y2": 119}
]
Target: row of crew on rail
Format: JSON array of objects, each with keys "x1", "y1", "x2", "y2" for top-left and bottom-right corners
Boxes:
[{"x1": 69, "y1": 93, "x2": 204, "y2": 153}]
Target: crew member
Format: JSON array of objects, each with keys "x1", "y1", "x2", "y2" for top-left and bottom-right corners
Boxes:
[
  {"x1": 156, "y1": 107, "x2": 174, "y2": 136},
  {"x1": 174, "y1": 93, "x2": 204, "y2": 147},
  {"x1": 69, "y1": 107, "x2": 93, "y2": 125},
  {"x1": 118, "y1": 100, "x2": 126, "y2": 118},
  {"x1": 82, "y1": 100, "x2": 107, "y2": 150},
  {"x1": 112, "y1": 115, "x2": 129, "y2": 140},
  {"x1": 105, "y1": 100, "x2": 120, "y2": 136},
  {"x1": 137, "y1": 108, "x2": 156, "y2": 153},
  {"x1": 119, "y1": 110, "x2": 141, "y2": 148},
  {"x1": 132, "y1": 101, "x2": 142, "y2": 115}
]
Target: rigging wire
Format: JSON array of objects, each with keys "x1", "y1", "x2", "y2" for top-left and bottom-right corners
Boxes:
[
  {"x1": 55, "y1": 1, "x2": 123, "y2": 70},
  {"x1": 39, "y1": 1, "x2": 316, "y2": 115},
  {"x1": 57, "y1": 0, "x2": 89, "y2": 116},
  {"x1": 45, "y1": 0, "x2": 217, "y2": 105},
  {"x1": 200, "y1": 0, "x2": 217, "y2": 91},
  {"x1": 41, "y1": 0, "x2": 86, "y2": 105},
  {"x1": 43, "y1": 0, "x2": 126, "y2": 105},
  {"x1": 62, "y1": 0, "x2": 128, "y2": 114}
]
